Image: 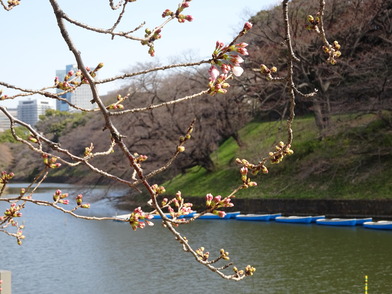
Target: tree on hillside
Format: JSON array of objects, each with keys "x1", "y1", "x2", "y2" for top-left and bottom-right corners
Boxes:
[
  {"x1": 1, "y1": 0, "x2": 344, "y2": 282},
  {"x1": 240, "y1": 0, "x2": 391, "y2": 137}
]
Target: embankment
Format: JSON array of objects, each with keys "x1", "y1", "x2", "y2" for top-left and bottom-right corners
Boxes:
[{"x1": 185, "y1": 198, "x2": 392, "y2": 219}]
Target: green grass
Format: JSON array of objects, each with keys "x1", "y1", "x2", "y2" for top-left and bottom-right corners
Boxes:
[{"x1": 164, "y1": 112, "x2": 392, "y2": 200}]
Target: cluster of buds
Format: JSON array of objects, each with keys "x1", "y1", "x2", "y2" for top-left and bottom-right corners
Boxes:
[
  {"x1": 207, "y1": 70, "x2": 231, "y2": 96},
  {"x1": 259, "y1": 64, "x2": 278, "y2": 80},
  {"x1": 208, "y1": 22, "x2": 252, "y2": 95},
  {"x1": 0, "y1": 89, "x2": 8, "y2": 100},
  {"x1": 239, "y1": 166, "x2": 258, "y2": 189},
  {"x1": 236, "y1": 158, "x2": 267, "y2": 189},
  {"x1": 151, "y1": 184, "x2": 166, "y2": 195},
  {"x1": 205, "y1": 193, "x2": 234, "y2": 217},
  {"x1": 162, "y1": 0, "x2": 193, "y2": 23},
  {"x1": 15, "y1": 227, "x2": 25, "y2": 245},
  {"x1": 0, "y1": 171, "x2": 14, "y2": 185},
  {"x1": 75, "y1": 194, "x2": 90, "y2": 208},
  {"x1": 323, "y1": 40, "x2": 341, "y2": 65},
  {"x1": 54, "y1": 70, "x2": 80, "y2": 91},
  {"x1": 305, "y1": 14, "x2": 321, "y2": 32},
  {"x1": 141, "y1": 28, "x2": 162, "y2": 57},
  {"x1": 219, "y1": 248, "x2": 230, "y2": 261},
  {"x1": 236, "y1": 158, "x2": 269, "y2": 176},
  {"x1": 177, "y1": 123, "x2": 193, "y2": 153},
  {"x1": 306, "y1": 14, "x2": 341, "y2": 64},
  {"x1": 84, "y1": 143, "x2": 94, "y2": 157},
  {"x1": 269, "y1": 141, "x2": 294, "y2": 164},
  {"x1": 52, "y1": 190, "x2": 90, "y2": 208},
  {"x1": 76, "y1": 194, "x2": 83, "y2": 205},
  {"x1": 1, "y1": 203, "x2": 25, "y2": 245},
  {"x1": 131, "y1": 153, "x2": 148, "y2": 181},
  {"x1": 129, "y1": 207, "x2": 154, "y2": 230},
  {"x1": 161, "y1": 191, "x2": 193, "y2": 219},
  {"x1": 6, "y1": 0, "x2": 20, "y2": 9},
  {"x1": 144, "y1": 1, "x2": 193, "y2": 57},
  {"x1": 42, "y1": 154, "x2": 61, "y2": 169},
  {"x1": 196, "y1": 247, "x2": 210, "y2": 261},
  {"x1": 233, "y1": 265, "x2": 256, "y2": 277},
  {"x1": 3, "y1": 203, "x2": 23, "y2": 218},
  {"x1": 76, "y1": 194, "x2": 90, "y2": 208},
  {"x1": 54, "y1": 63, "x2": 104, "y2": 91},
  {"x1": 53, "y1": 189, "x2": 69, "y2": 205},
  {"x1": 134, "y1": 153, "x2": 148, "y2": 165},
  {"x1": 107, "y1": 94, "x2": 126, "y2": 110}
]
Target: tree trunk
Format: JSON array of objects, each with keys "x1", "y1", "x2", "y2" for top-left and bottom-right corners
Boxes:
[{"x1": 312, "y1": 96, "x2": 331, "y2": 139}]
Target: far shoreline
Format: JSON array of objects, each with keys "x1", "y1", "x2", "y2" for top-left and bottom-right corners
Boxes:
[{"x1": 115, "y1": 196, "x2": 392, "y2": 220}]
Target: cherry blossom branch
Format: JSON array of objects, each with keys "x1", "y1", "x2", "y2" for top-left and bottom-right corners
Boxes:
[
  {"x1": 96, "y1": 60, "x2": 210, "y2": 85},
  {"x1": 0, "y1": 0, "x2": 340, "y2": 282},
  {"x1": 0, "y1": 81, "x2": 99, "y2": 113},
  {"x1": 0, "y1": 0, "x2": 20, "y2": 11},
  {"x1": 109, "y1": 90, "x2": 209, "y2": 116},
  {"x1": 305, "y1": 0, "x2": 342, "y2": 64}
]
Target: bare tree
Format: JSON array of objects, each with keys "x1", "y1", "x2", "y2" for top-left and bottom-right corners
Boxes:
[{"x1": 239, "y1": 0, "x2": 391, "y2": 137}]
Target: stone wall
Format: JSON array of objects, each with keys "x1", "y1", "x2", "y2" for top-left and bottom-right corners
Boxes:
[{"x1": 187, "y1": 197, "x2": 392, "y2": 219}]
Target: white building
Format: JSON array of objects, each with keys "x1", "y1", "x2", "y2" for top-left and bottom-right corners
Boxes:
[
  {"x1": 0, "y1": 108, "x2": 17, "y2": 132},
  {"x1": 17, "y1": 98, "x2": 53, "y2": 126},
  {"x1": 56, "y1": 64, "x2": 96, "y2": 112}
]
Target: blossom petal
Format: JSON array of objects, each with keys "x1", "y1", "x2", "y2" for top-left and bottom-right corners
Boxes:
[{"x1": 232, "y1": 66, "x2": 244, "y2": 77}]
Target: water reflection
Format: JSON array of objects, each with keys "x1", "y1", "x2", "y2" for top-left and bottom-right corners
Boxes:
[{"x1": 1, "y1": 186, "x2": 391, "y2": 293}]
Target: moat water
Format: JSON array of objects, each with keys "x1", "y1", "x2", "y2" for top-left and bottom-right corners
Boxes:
[{"x1": 1, "y1": 184, "x2": 391, "y2": 293}]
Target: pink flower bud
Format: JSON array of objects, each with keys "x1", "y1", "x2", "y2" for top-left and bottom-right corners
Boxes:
[
  {"x1": 236, "y1": 47, "x2": 249, "y2": 55},
  {"x1": 248, "y1": 181, "x2": 257, "y2": 187},
  {"x1": 215, "y1": 41, "x2": 225, "y2": 50},
  {"x1": 217, "y1": 211, "x2": 226, "y2": 218},
  {"x1": 145, "y1": 220, "x2": 154, "y2": 226},
  {"x1": 208, "y1": 65, "x2": 220, "y2": 82},
  {"x1": 236, "y1": 42, "x2": 248, "y2": 48},
  {"x1": 220, "y1": 64, "x2": 230, "y2": 74},
  {"x1": 232, "y1": 66, "x2": 244, "y2": 77},
  {"x1": 231, "y1": 56, "x2": 244, "y2": 66},
  {"x1": 243, "y1": 22, "x2": 253, "y2": 31},
  {"x1": 213, "y1": 195, "x2": 222, "y2": 203},
  {"x1": 162, "y1": 9, "x2": 173, "y2": 18},
  {"x1": 240, "y1": 167, "x2": 248, "y2": 175}
]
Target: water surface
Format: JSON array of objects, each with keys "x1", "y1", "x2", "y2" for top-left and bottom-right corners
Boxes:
[{"x1": 1, "y1": 185, "x2": 391, "y2": 293}]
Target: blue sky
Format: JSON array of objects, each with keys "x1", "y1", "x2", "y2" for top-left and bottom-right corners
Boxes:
[{"x1": 0, "y1": 0, "x2": 279, "y2": 107}]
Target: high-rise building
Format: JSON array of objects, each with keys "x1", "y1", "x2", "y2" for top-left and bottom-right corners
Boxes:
[
  {"x1": 17, "y1": 98, "x2": 52, "y2": 126},
  {"x1": 0, "y1": 107, "x2": 17, "y2": 132},
  {"x1": 56, "y1": 64, "x2": 96, "y2": 112}
]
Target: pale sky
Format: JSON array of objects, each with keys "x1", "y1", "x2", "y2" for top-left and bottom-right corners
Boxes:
[{"x1": 0, "y1": 0, "x2": 280, "y2": 108}]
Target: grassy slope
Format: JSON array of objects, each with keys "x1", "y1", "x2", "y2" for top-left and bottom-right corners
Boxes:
[{"x1": 163, "y1": 112, "x2": 392, "y2": 200}]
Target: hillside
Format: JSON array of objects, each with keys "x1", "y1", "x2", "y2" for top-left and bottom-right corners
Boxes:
[
  {"x1": 162, "y1": 112, "x2": 392, "y2": 200},
  {"x1": 1, "y1": 0, "x2": 391, "y2": 202}
]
